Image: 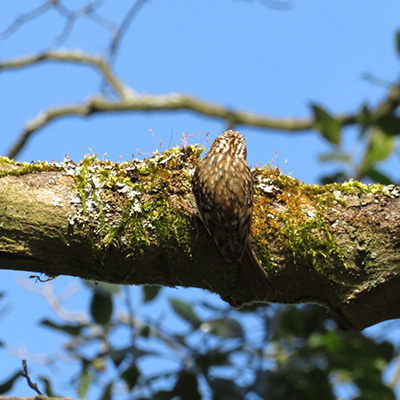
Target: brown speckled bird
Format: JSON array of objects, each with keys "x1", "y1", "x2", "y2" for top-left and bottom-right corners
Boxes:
[{"x1": 192, "y1": 130, "x2": 273, "y2": 293}]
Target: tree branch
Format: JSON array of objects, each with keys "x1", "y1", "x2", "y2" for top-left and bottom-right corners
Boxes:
[
  {"x1": 1, "y1": 148, "x2": 400, "y2": 330},
  {"x1": 2, "y1": 50, "x2": 400, "y2": 159}
]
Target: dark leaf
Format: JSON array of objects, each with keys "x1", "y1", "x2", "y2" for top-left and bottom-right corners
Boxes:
[
  {"x1": 173, "y1": 371, "x2": 201, "y2": 400},
  {"x1": 0, "y1": 371, "x2": 20, "y2": 395},
  {"x1": 154, "y1": 390, "x2": 174, "y2": 400},
  {"x1": 195, "y1": 352, "x2": 231, "y2": 374},
  {"x1": 365, "y1": 167, "x2": 394, "y2": 185},
  {"x1": 272, "y1": 305, "x2": 330, "y2": 340},
  {"x1": 107, "y1": 348, "x2": 129, "y2": 367},
  {"x1": 139, "y1": 325, "x2": 151, "y2": 338},
  {"x1": 38, "y1": 376, "x2": 58, "y2": 397},
  {"x1": 100, "y1": 382, "x2": 114, "y2": 400},
  {"x1": 142, "y1": 285, "x2": 162, "y2": 303},
  {"x1": 90, "y1": 290, "x2": 113, "y2": 325},
  {"x1": 121, "y1": 364, "x2": 140, "y2": 391},
  {"x1": 40, "y1": 319, "x2": 83, "y2": 336},
  {"x1": 265, "y1": 367, "x2": 334, "y2": 400},
  {"x1": 374, "y1": 114, "x2": 400, "y2": 136},
  {"x1": 319, "y1": 171, "x2": 348, "y2": 185},
  {"x1": 169, "y1": 298, "x2": 201, "y2": 327},
  {"x1": 208, "y1": 377, "x2": 243, "y2": 400},
  {"x1": 201, "y1": 318, "x2": 244, "y2": 339},
  {"x1": 354, "y1": 374, "x2": 395, "y2": 400},
  {"x1": 311, "y1": 104, "x2": 341, "y2": 145}
]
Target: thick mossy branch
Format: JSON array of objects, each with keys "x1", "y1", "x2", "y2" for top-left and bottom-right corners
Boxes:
[{"x1": 1, "y1": 148, "x2": 400, "y2": 330}]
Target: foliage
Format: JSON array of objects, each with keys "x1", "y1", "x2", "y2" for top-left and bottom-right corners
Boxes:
[{"x1": 0, "y1": 286, "x2": 396, "y2": 399}]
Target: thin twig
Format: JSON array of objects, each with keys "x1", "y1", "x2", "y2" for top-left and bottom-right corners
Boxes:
[
  {"x1": 0, "y1": 50, "x2": 134, "y2": 100},
  {"x1": 108, "y1": 0, "x2": 149, "y2": 63},
  {"x1": 0, "y1": 2, "x2": 53, "y2": 40},
  {"x1": 20, "y1": 360, "x2": 42, "y2": 396}
]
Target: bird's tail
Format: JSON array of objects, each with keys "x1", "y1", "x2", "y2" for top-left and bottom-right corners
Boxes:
[{"x1": 239, "y1": 243, "x2": 275, "y2": 295}]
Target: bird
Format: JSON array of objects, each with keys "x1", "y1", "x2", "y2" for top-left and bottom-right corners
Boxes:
[{"x1": 192, "y1": 130, "x2": 274, "y2": 294}]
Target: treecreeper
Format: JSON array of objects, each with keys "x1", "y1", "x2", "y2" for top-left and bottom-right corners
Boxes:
[{"x1": 192, "y1": 130, "x2": 274, "y2": 294}]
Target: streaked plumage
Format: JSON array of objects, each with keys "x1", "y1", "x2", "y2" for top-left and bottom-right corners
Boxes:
[{"x1": 192, "y1": 130, "x2": 273, "y2": 293}]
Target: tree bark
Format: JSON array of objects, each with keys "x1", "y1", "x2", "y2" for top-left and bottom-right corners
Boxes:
[{"x1": 1, "y1": 149, "x2": 400, "y2": 330}]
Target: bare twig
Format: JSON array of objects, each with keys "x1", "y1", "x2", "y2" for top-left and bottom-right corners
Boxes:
[
  {"x1": 0, "y1": 2, "x2": 53, "y2": 40},
  {"x1": 20, "y1": 360, "x2": 42, "y2": 396},
  {"x1": 0, "y1": 50, "x2": 134, "y2": 100},
  {"x1": 108, "y1": 0, "x2": 149, "y2": 63},
  {"x1": 0, "y1": 0, "x2": 110, "y2": 45},
  {"x1": 52, "y1": 0, "x2": 105, "y2": 44}
]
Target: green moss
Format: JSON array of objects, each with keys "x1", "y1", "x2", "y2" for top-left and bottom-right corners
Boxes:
[
  {"x1": 65, "y1": 146, "x2": 202, "y2": 263},
  {"x1": 253, "y1": 166, "x2": 346, "y2": 279},
  {"x1": 0, "y1": 157, "x2": 58, "y2": 177}
]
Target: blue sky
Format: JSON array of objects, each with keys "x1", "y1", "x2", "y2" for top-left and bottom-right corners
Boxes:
[{"x1": 1, "y1": 0, "x2": 400, "y2": 397}]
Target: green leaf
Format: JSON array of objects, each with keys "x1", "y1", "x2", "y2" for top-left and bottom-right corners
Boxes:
[
  {"x1": 100, "y1": 382, "x2": 114, "y2": 400},
  {"x1": 319, "y1": 171, "x2": 348, "y2": 185},
  {"x1": 200, "y1": 318, "x2": 244, "y2": 338},
  {"x1": 169, "y1": 298, "x2": 201, "y2": 327},
  {"x1": 77, "y1": 366, "x2": 92, "y2": 399},
  {"x1": 173, "y1": 371, "x2": 201, "y2": 400},
  {"x1": 396, "y1": 30, "x2": 400, "y2": 57},
  {"x1": 363, "y1": 128, "x2": 396, "y2": 169},
  {"x1": 365, "y1": 167, "x2": 393, "y2": 185},
  {"x1": 311, "y1": 104, "x2": 341, "y2": 145},
  {"x1": 121, "y1": 364, "x2": 140, "y2": 391},
  {"x1": 38, "y1": 376, "x2": 58, "y2": 397},
  {"x1": 0, "y1": 371, "x2": 20, "y2": 395},
  {"x1": 90, "y1": 290, "x2": 113, "y2": 325},
  {"x1": 40, "y1": 319, "x2": 82, "y2": 336},
  {"x1": 318, "y1": 151, "x2": 352, "y2": 164},
  {"x1": 142, "y1": 285, "x2": 161, "y2": 303}
]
